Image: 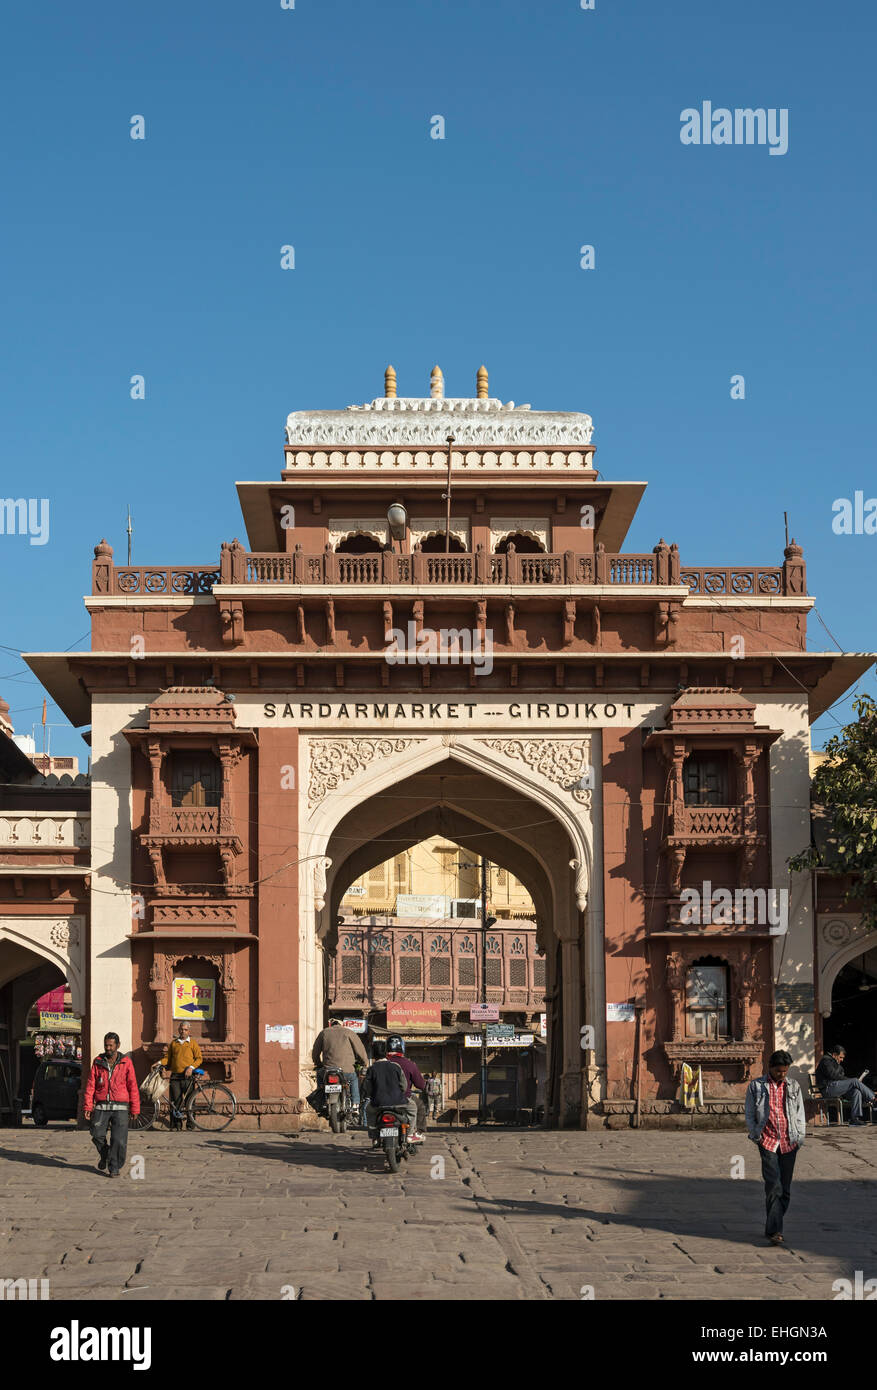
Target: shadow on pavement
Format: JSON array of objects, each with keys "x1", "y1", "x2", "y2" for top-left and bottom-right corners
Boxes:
[
  {"x1": 457, "y1": 1171, "x2": 877, "y2": 1256},
  {"x1": 202, "y1": 1135, "x2": 397, "y2": 1174},
  {"x1": 0, "y1": 1144, "x2": 97, "y2": 1175}
]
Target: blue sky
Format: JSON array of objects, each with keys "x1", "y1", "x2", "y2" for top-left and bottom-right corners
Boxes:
[{"x1": 1, "y1": 0, "x2": 874, "y2": 757}]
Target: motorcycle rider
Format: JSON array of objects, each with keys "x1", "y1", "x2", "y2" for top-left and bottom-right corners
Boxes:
[
  {"x1": 361, "y1": 1039, "x2": 410, "y2": 1138},
  {"x1": 387, "y1": 1036, "x2": 427, "y2": 1142},
  {"x1": 311, "y1": 1018, "x2": 369, "y2": 1123}
]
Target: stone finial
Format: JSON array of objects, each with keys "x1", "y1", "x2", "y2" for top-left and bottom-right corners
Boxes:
[
  {"x1": 94, "y1": 539, "x2": 113, "y2": 560},
  {"x1": 784, "y1": 537, "x2": 803, "y2": 560},
  {"x1": 476, "y1": 365, "x2": 488, "y2": 399},
  {"x1": 384, "y1": 364, "x2": 397, "y2": 399},
  {"x1": 430, "y1": 365, "x2": 444, "y2": 399}
]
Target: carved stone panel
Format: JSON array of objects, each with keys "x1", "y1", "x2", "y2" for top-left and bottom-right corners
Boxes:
[
  {"x1": 308, "y1": 738, "x2": 422, "y2": 809},
  {"x1": 477, "y1": 738, "x2": 592, "y2": 807}
]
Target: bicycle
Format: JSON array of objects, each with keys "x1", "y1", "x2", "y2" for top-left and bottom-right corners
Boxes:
[{"x1": 132, "y1": 1068, "x2": 236, "y2": 1132}]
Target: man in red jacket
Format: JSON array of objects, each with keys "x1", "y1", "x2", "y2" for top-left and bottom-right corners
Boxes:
[{"x1": 83, "y1": 1032, "x2": 140, "y2": 1177}]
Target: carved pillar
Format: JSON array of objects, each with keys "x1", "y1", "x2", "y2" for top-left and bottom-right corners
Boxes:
[
  {"x1": 665, "y1": 951, "x2": 685, "y2": 1042},
  {"x1": 559, "y1": 933, "x2": 583, "y2": 1128},
  {"x1": 222, "y1": 952, "x2": 237, "y2": 1044},
  {"x1": 149, "y1": 955, "x2": 167, "y2": 1044},
  {"x1": 146, "y1": 739, "x2": 164, "y2": 833},
  {"x1": 229, "y1": 538, "x2": 246, "y2": 583},
  {"x1": 92, "y1": 539, "x2": 114, "y2": 594},
  {"x1": 782, "y1": 539, "x2": 805, "y2": 595},
  {"x1": 475, "y1": 599, "x2": 487, "y2": 644},
  {"x1": 505, "y1": 603, "x2": 516, "y2": 645},
  {"x1": 653, "y1": 538, "x2": 669, "y2": 585},
  {"x1": 563, "y1": 599, "x2": 576, "y2": 646}
]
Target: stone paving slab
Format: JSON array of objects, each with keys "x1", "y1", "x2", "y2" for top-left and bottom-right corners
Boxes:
[{"x1": 1, "y1": 1124, "x2": 875, "y2": 1300}]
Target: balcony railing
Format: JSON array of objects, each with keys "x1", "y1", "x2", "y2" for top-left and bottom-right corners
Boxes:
[
  {"x1": 147, "y1": 807, "x2": 222, "y2": 837},
  {"x1": 92, "y1": 539, "x2": 806, "y2": 596},
  {"x1": 675, "y1": 806, "x2": 744, "y2": 837}
]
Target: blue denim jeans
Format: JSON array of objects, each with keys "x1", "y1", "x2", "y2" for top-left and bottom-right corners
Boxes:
[
  {"x1": 825, "y1": 1078, "x2": 875, "y2": 1120},
  {"x1": 344, "y1": 1072, "x2": 360, "y2": 1109},
  {"x1": 758, "y1": 1144, "x2": 797, "y2": 1236}
]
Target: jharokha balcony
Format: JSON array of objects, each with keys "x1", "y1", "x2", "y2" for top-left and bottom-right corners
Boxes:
[{"x1": 92, "y1": 538, "x2": 807, "y2": 597}]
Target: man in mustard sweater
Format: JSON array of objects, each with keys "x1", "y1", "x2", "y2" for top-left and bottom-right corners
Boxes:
[{"x1": 153, "y1": 1021, "x2": 204, "y2": 1131}]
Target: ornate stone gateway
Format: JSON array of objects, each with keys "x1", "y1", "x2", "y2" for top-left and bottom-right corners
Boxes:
[{"x1": 27, "y1": 366, "x2": 869, "y2": 1126}]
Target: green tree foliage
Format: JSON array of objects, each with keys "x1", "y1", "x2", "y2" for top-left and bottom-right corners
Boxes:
[{"x1": 789, "y1": 694, "x2": 877, "y2": 926}]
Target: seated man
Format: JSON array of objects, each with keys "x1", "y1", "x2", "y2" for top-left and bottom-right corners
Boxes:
[
  {"x1": 816, "y1": 1045, "x2": 876, "y2": 1126},
  {"x1": 362, "y1": 1040, "x2": 410, "y2": 1137}
]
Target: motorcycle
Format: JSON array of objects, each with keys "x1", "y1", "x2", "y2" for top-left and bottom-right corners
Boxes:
[
  {"x1": 321, "y1": 1069, "x2": 354, "y2": 1134},
  {"x1": 370, "y1": 1105, "x2": 415, "y2": 1172}
]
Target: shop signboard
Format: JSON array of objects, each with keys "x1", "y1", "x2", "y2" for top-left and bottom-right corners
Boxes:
[
  {"x1": 470, "y1": 1004, "x2": 499, "y2": 1022},
  {"x1": 39, "y1": 1012, "x2": 81, "y2": 1033},
  {"x1": 173, "y1": 977, "x2": 216, "y2": 1021},
  {"x1": 464, "y1": 1033, "x2": 534, "y2": 1048},
  {"x1": 386, "y1": 1001, "x2": 442, "y2": 1031},
  {"x1": 487, "y1": 1023, "x2": 515, "y2": 1038},
  {"x1": 606, "y1": 1002, "x2": 636, "y2": 1023},
  {"x1": 394, "y1": 893, "x2": 449, "y2": 919},
  {"x1": 539, "y1": 1012, "x2": 547, "y2": 1038},
  {"x1": 341, "y1": 1018, "x2": 368, "y2": 1033}
]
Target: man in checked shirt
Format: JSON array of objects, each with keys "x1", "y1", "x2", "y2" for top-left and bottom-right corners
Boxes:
[{"x1": 745, "y1": 1050, "x2": 807, "y2": 1246}]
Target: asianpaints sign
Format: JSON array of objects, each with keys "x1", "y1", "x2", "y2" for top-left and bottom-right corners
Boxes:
[{"x1": 386, "y1": 1002, "x2": 442, "y2": 1032}]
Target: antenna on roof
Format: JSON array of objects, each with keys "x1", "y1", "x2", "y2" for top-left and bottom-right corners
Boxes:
[
  {"x1": 783, "y1": 511, "x2": 789, "y2": 549},
  {"x1": 126, "y1": 505, "x2": 134, "y2": 565}
]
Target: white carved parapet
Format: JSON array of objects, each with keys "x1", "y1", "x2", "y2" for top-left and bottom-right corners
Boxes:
[
  {"x1": 285, "y1": 398, "x2": 594, "y2": 448},
  {"x1": 0, "y1": 813, "x2": 90, "y2": 850}
]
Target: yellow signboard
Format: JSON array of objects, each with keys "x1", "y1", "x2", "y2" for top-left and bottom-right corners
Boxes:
[
  {"x1": 39, "y1": 1012, "x2": 82, "y2": 1032},
  {"x1": 172, "y1": 977, "x2": 215, "y2": 1021}
]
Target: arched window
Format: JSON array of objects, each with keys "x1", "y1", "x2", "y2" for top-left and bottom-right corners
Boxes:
[
  {"x1": 419, "y1": 532, "x2": 466, "y2": 554},
  {"x1": 336, "y1": 533, "x2": 385, "y2": 554},
  {"x1": 494, "y1": 532, "x2": 545, "y2": 555},
  {"x1": 685, "y1": 957, "x2": 730, "y2": 1038}
]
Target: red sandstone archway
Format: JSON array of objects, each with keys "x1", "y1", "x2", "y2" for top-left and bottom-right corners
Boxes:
[{"x1": 317, "y1": 755, "x2": 585, "y2": 1127}]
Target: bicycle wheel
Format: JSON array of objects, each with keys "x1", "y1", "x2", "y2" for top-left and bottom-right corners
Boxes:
[
  {"x1": 188, "y1": 1082, "x2": 236, "y2": 1132},
  {"x1": 131, "y1": 1096, "x2": 158, "y2": 1130}
]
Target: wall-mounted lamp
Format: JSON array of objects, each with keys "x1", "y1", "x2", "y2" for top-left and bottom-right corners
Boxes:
[{"x1": 387, "y1": 502, "x2": 408, "y2": 541}]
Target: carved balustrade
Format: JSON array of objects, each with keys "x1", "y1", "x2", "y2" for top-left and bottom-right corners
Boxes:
[{"x1": 93, "y1": 535, "x2": 806, "y2": 595}]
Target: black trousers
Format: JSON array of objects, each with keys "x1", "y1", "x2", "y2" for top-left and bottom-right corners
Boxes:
[
  {"x1": 170, "y1": 1073, "x2": 195, "y2": 1128},
  {"x1": 758, "y1": 1143, "x2": 798, "y2": 1236},
  {"x1": 90, "y1": 1109, "x2": 129, "y2": 1175}
]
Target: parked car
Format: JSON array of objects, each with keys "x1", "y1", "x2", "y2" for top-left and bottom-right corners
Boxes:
[{"x1": 30, "y1": 1058, "x2": 81, "y2": 1125}]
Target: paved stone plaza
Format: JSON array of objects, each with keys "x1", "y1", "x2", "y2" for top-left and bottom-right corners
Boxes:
[{"x1": 0, "y1": 1125, "x2": 874, "y2": 1300}]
